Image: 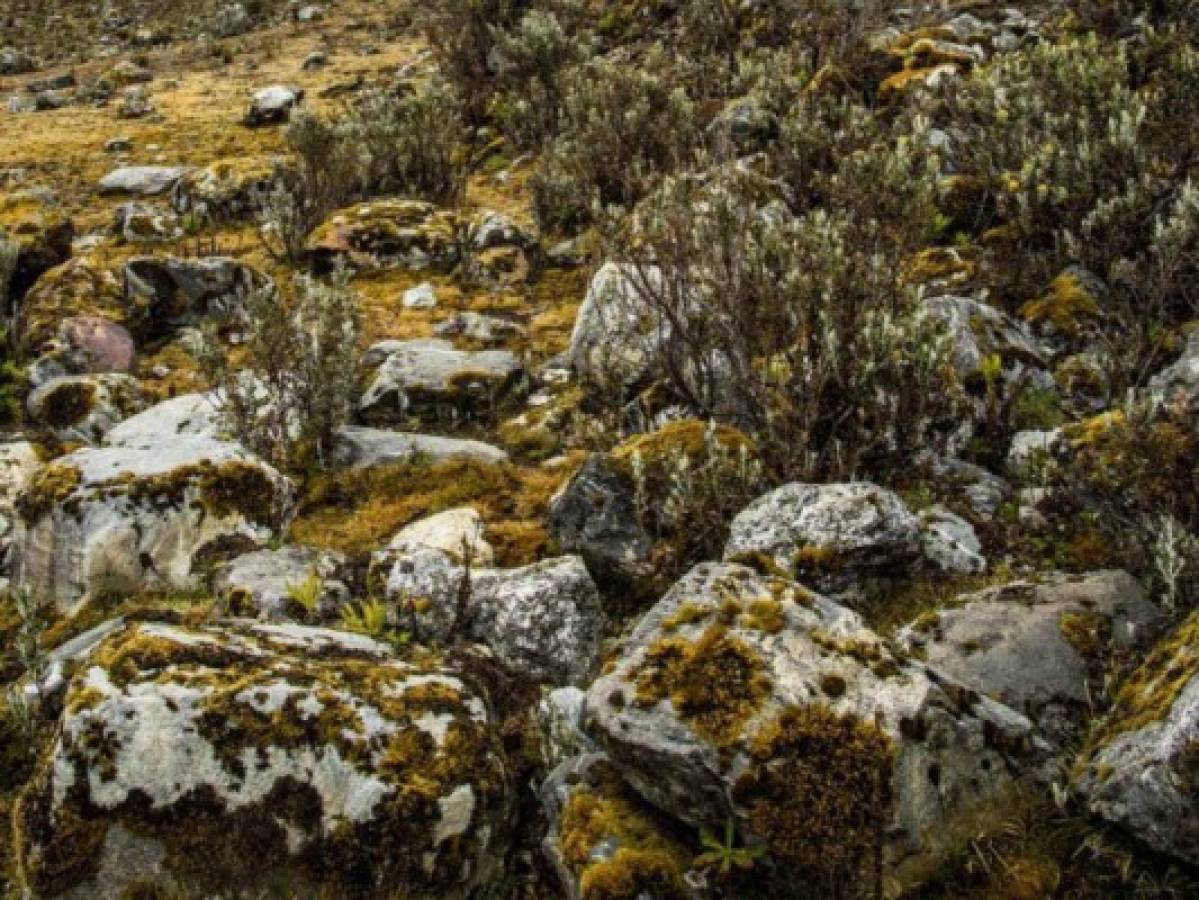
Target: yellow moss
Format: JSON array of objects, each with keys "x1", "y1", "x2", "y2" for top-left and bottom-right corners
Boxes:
[
  {"x1": 741, "y1": 598, "x2": 786, "y2": 635},
  {"x1": 1020, "y1": 273, "x2": 1100, "y2": 337},
  {"x1": 35, "y1": 380, "x2": 98, "y2": 429},
  {"x1": 732, "y1": 704, "x2": 894, "y2": 882},
  {"x1": 902, "y1": 247, "x2": 976, "y2": 287},
  {"x1": 661, "y1": 602, "x2": 711, "y2": 632},
  {"x1": 1058, "y1": 611, "x2": 1109, "y2": 660},
  {"x1": 793, "y1": 545, "x2": 845, "y2": 573},
  {"x1": 633, "y1": 624, "x2": 771, "y2": 747},
  {"x1": 879, "y1": 64, "x2": 960, "y2": 98},
  {"x1": 15, "y1": 463, "x2": 82, "y2": 523}
]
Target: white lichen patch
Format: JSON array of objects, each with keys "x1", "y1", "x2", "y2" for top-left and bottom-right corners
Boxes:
[{"x1": 433, "y1": 784, "x2": 477, "y2": 846}]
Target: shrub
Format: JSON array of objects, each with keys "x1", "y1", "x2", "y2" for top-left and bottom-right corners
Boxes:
[{"x1": 202, "y1": 270, "x2": 361, "y2": 472}]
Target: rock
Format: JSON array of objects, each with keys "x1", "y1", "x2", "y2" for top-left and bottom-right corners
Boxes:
[
  {"x1": 388, "y1": 507, "x2": 494, "y2": 566},
  {"x1": 375, "y1": 550, "x2": 603, "y2": 684},
  {"x1": 26, "y1": 374, "x2": 146, "y2": 445},
  {"x1": 546, "y1": 454, "x2": 653, "y2": 588},
  {"x1": 920, "y1": 294, "x2": 1049, "y2": 385},
  {"x1": 97, "y1": 166, "x2": 190, "y2": 197},
  {"x1": 112, "y1": 203, "x2": 180, "y2": 243},
  {"x1": 212, "y1": 546, "x2": 350, "y2": 620},
  {"x1": 919, "y1": 505, "x2": 985, "y2": 575},
  {"x1": 17, "y1": 258, "x2": 125, "y2": 352},
  {"x1": 15, "y1": 619, "x2": 511, "y2": 898},
  {"x1": 723, "y1": 482, "x2": 922, "y2": 594},
  {"x1": 25, "y1": 73, "x2": 75, "y2": 93},
  {"x1": 1147, "y1": 329, "x2": 1199, "y2": 413},
  {"x1": 586, "y1": 562, "x2": 1045, "y2": 893},
  {"x1": 116, "y1": 89, "x2": 154, "y2": 120},
  {"x1": 434, "y1": 311, "x2": 525, "y2": 345},
  {"x1": 1007, "y1": 428, "x2": 1061, "y2": 474},
  {"x1": 107, "y1": 61, "x2": 152, "y2": 87},
  {"x1": 896, "y1": 572, "x2": 1161, "y2": 744},
  {"x1": 568, "y1": 262, "x2": 669, "y2": 390},
  {"x1": 402, "y1": 281, "x2": 438, "y2": 309},
  {"x1": 245, "y1": 85, "x2": 304, "y2": 126},
  {"x1": 11, "y1": 435, "x2": 295, "y2": 615},
  {"x1": 540, "y1": 753, "x2": 692, "y2": 900},
  {"x1": 171, "y1": 155, "x2": 288, "y2": 222},
  {"x1": 0, "y1": 441, "x2": 42, "y2": 573},
  {"x1": 929, "y1": 456, "x2": 1011, "y2": 519},
  {"x1": 31, "y1": 316, "x2": 134, "y2": 388},
  {"x1": 307, "y1": 200, "x2": 460, "y2": 272},
  {"x1": 0, "y1": 191, "x2": 75, "y2": 306},
  {"x1": 1074, "y1": 610, "x2": 1199, "y2": 865},
  {"x1": 104, "y1": 136, "x2": 133, "y2": 153},
  {"x1": 295, "y1": 4, "x2": 325, "y2": 22},
  {"x1": 122, "y1": 255, "x2": 269, "y2": 339},
  {"x1": 303, "y1": 50, "x2": 328, "y2": 70},
  {"x1": 212, "y1": 2, "x2": 252, "y2": 38},
  {"x1": 104, "y1": 393, "x2": 225, "y2": 447},
  {"x1": 467, "y1": 210, "x2": 536, "y2": 252},
  {"x1": 534, "y1": 687, "x2": 596, "y2": 769},
  {"x1": 331, "y1": 427, "x2": 509, "y2": 468},
  {"x1": 359, "y1": 339, "x2": 524, "y2": 423},
  {"x1": 31, "y1": 90, "x2": 70, "y2": 112},
  {"x1": 0, "y1": 47, "x2": 35, "y2": 75}
]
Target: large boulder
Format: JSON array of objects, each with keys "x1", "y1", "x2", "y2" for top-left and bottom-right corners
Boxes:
[
  {"x1": 723, "y1": 482, "x2": 922, "y2": 594},
  {"x1": 245, "y1": 85, "x2": 304, "y2": 126},
  {"x1": 26, "y1": 374, "x2": 146, "y2": 445},
  {"x1": 546, "y1": 454, "x2": 653, "y2": 588},
  {"x1": 212, "y1": 546, "x2": 351, "y2": 621},
  {"x1": 568, "y1": 262, "x2": 669, "y2": 391},
  {"x1": 97, "y1": 166, "x2": 190, "y2": 197},
  {"x1": 104, "y1": 393, "x2": 225, "y2": 447},
  {"x1": 16, "y1": 257, "x2": 126, "y2": 353},
  {"x1": 920, "y1": 294, "x2": 1049, "y2": 386},
  {"x1": 586, "y1": 562, "x2": 1045, "y2": 894},
  {"x1": 307, "y1": 200, "x2": 460, "y2": 272},
  {"x1": 331, "y1": 427, "x2": 508, "y2": 468},
  {"x1": 11, "y1": 436, "x2": 295, "y2": 615},
  {"x1": 373, "y1": 550, "x2": 603, "y2": 685},
  {"x1": 122, "y1": 255, "x2": 269, "y2": 339},
  {"x1": 171, "y1": 155, "x2": 287, "y2": 221},
  {"x1": 359, "y1": 340, "x2": 524, "y2": 424},
  {"x1": 0, "y1": 441, "x2": 42, "y2": 573},
  {"x1": 896, "y1": 572, "x2": 1162, "y2": 743},
  {"x1": 0, "y1": 47, "x2": 36, "y2": 75},
  {"x1": 1074, "y1": 610, "x2": 1199, "y2": 865},
  {"x1": 14, "y1": 619, "x2": 511, "y2": 899},
  {"x1": 27, "y1": 316, "x2": 136, "y2": 389},
  {"x1": 0, "y1": 191, "x2": 75, "y2": 307},
  {"x1": 1147, "y1": 329, "x2": 1199, "y2": 413},
  {"x1": 387, "y1": 507, "x2": 494, "y2": 566}
]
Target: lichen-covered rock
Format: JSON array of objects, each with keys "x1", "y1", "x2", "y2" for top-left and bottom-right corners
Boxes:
[
  {"x1": 97, "y1": 166, "x2": 190, "y2": 197},
  {"x1": 111, "y1": 203, "x2": 181, "y2": 244},
  {"x1": 467, "y1": 209, "x2": 536, "y2": 252},
  {"x1": 0, "y1": 190, "x2": 75, "y2": 304},
  {"x1": 1074, "y1": 610, "x2": 1199, "y2": 865},
  {"x1": 534, "y1": 687, "x2": 596, "y2": 770},
  {"x1": 0, "y1": 46, "x2": 36, "y2": 75},
  {"x1": 14, "y1": 619, "x2": 511, "y2": 899},
  {"x1": 359, "y1": 339, "x2": 524, "y2": 424},
  {"x1": 897, "y1": 572, "x2": 1161, "y2": 744},
  {"x1": 17, "y1": 257, "x2": 126, "y2": 352},
  {"x1": 31, "y1": 317, "x2": 136, "y2": 388},
  {"x1": 723, "y1": 482, "x2": 922, "y2": 594},
  {"x1": 540, "y1": 753, "x2": 692, "y2": 900},
  {"x1": 213, "y1": 546, "x2": 351, "y2": 620},
  {"x1": 104, "y1": 392, "x2": 225, "y2": 447},
  {"x1": 586, "y1": 562, "x2": 1046, "y2": 894},
  {"x1": 929, "y1": 456, "x2": 1011, "y2": 519},
  {"x1": 388, "y1": 507, "x2": 494, "y2": 566},
  {"x1": 122, "y1": 255, "x2": 269, "y2": 340},
  {"x1": 244, "y1": 84, "x2": 304, "y2": 126},
  {"x1": 331, "y1": 427, "x2": 508, "y2": 468},
  {"x1": 0, "y1": 440, "x2": 42, "y2": 572},
  {"x1": 1147, "y1": 329, "x2": 1199, "y2": 413},
  {"x1": 11, "y1": 436, "x2": 295, "y2": 615},
  {"x1": 547, "y1": 454, "x2": 653, "y2": 588},
  {"x1": 1007, "y1": 428, "x2": 1061, "y2": 474},
  {"x1": 26, "y1": 374, "x2": 146, "y2": 445},
  {"x1": 308, "y1": 200, "x2": 460, "y2": 272},
  {"x1": 171, "y1": 155, "x2": 288, "y2": 221},
  {"x1": 374, "y1": 550, "x2": 603, "y2": 685},
  {"x1": 920, "y1": 294, "x2": 1049, "y2": 385},
  {"x1": 568, "y1": 262, "x2": 670, "y2": 390},
  {"x1": 918, "y1": 505, "x2": 985, "y2": 575},
  {"x1": 434, "y1": 311, "x2": 525, "y2": 345}
]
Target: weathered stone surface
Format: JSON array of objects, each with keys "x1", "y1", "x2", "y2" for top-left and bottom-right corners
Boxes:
[
  {"x1": 0, "y1": 441, "x2": 42, "y2": 573},
  {"x1": 26, "y1": 374, "x2": 146, "y2": 444},
  {"x1": 1074, "y1": 610, "x2": 1199, "y2": 865},
  {"x1": 586, "y1": 562, "x2": 1045, "y2": 893},
  {"x1": 723, "y1": 482, "x2": 922, "y2": 592},
  {"x1": 0, "y1": 191, "x2": 75, "y2": 305},
  {"x1": 920, "y1": 294, "x2": 1049, "y2": 383},
  {"x1": 11, "y1": 436, "x2": 295, "y2": 615},
  {"x1": 533, "y1": 687, "x2": 595, "y2": 770},
  {"x1": 245, "y1": 84, "x2": 303, "y2": 125},
  {"x1": 122, "y1": 255, "x2": 269, "y2": 339},
  {"x1": 331, "y1": 427, "x2": 509, "y2": 468},
  {"x1": 375, "y1": 550, "x2": 603, "y2": 684},
  {"x1": 434, "y1": 311, "x2": 525, "y2": 345},
  {"x1": 388, "y1": 507, "x2": 494, "y2": 566},
  {"x1": 212, "y1": 2, "x2": 252, "y2": 37},
  {"x1": 359, "y1": 339, "x2": 524, "y2": 423},
  {"x1": 16, "y1": 257, "x2": 125, "y2": 352},
  {"x1": 15, "y1": 619, "x2": 511, "y2": 899},
  {"x1": 104, "y1": 393, "x2": 225, "y2": 447},
  {"x1": 0, "y1": 47, "x2": 36, "y2": 75},
  {"x1": 547, "y1": 454, "x2": 653, "y2": 588},
  {"x1": 1147, "y1": 329, "x2": 1199, "y2": 413},
  {"x1": 568, "y1": 262, "x2": 670, "y2": 390},
  {"x1": 919, "y1": 505, "x2": 985, "y2": 575},
  {"x1": 212, "y1": 546, "x2": 351, "y2": 620},
  {"x1": 897, "y1": 572, "x2": 1161, "y2": 744},
  {"x1": 97, "y1": 166, "x2": 190, "y2": 197},
  {"x1": 308, "y1": 200, "x2": 460, "y2": 272},
  {"x1": 171, "y1": 155, "x2": 287, "y2": 221},
  {"x1": 929, "y1": 456, "x2": 1011, "y2": 520}
]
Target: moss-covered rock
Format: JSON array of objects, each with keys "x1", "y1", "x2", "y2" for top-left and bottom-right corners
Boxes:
[
  {"x1": 0, "y1": 191, "x2": 75, "y2": 305},
  {"x1": 586, "y1": 562, "x2": 1047, "y2": 895},
  {"x1": 13, "y1": 619, "x2": 512, "y2": 899},
  {"x1": 307, "y1": 199, "x2": 461, "y2": 273},
  {"x1": 26, "y1": 374, "x2": 146, "y2": 445},
  {"x1": 170, "y1": 154, "x2": 291, "y2": 222}
]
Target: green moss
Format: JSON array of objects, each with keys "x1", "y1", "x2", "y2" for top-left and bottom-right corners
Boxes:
[
  {"x1": 197, "y1": 461, "x2": 282, "y2": 525},
  {"x1": 15, "y1": 462, "x2": 81, "y2": 523},
  {"x1": 732, "y1": 704, "x2": 894, "y2": 884},
  {"x1": 633, "y1": 624, "x2": 771, "y2": 748},
  {"x1": 1020, "y1": 272, "x2": 1099, "y2": 337}
]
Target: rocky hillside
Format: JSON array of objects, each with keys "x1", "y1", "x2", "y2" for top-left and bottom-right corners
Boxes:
[{"x1": 0, "y1": 1, "x2": 1197, "y2": 898}]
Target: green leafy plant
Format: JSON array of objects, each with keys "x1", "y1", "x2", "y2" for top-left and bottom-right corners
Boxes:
[
  {"x1": 285, "y1": 572, "x2": 323, "y2": 618},
  {"x1": 693, "y1": 819, "x2": 767, "y2": 878},
  {"x1": 340, "y1": 598, "x2": 408, "y2": 647}
]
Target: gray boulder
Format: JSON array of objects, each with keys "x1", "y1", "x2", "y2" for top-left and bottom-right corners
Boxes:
[
  {"x1": 374, "y1": 549, "x2": 603, "y2": 684},
  {"x1": 97, "y1": 166, "x2": 190, "y2": 197},
  {"x1": 104, "y1": 393, "x2": 225, "y2": 447},
  {"x1": 388, "y1": 506, "x2": 494, "y2": 565},
  {"x1": 122, "y1": 255, "x2": 269, "y2": 339},
  {"x1": 26, "y1": 374, "x2": 146, "y2": 445},
  {"x1": 11, "y1": 436, "x2": 295, "y2": 615},
  {"x1": 896, "y1": 571, "x2": 1161, "y2": 743},
  {"x1": 14, "y1": 618, "x2": 511, "y2": 899},
  {"x1": 1074, "y1": 610, "x2": 1198, "y2": 865},
  {"x1": 245, "y1": 84, "x2": 304, "y2": 126},
  {"x1": 919, "y1": 505, "x2": 985, "y2": 575},
  {"x1": 920, "y1": 294, "x2": 1049, "y2": 383},
  {"x1": 534, "y1": 687, "x2": 596, "y2": 770},
  {"x1": 331, "y1": 427, "x2": 508, "y2": 468},
  {"x1": 212, "y1": 3, "x2": 252, "y2": 37},
  {"x1": 212, "y1": 546, "x2": 350, "y2": 620},
  {"x1": 568, "y1": 262, "x2": 669, "y2": 390},
  {"x1": 929, "y1": 456, "x2": 1011, "y2": 519},
  {"x1": 0, "y1": 47, "x2": 35, "y2": 75},
  {"x1": 0, "y1": 441, "x2": 41, "y2": 573},
  {"x1": 1147, "y1": 329, "x2": 1199, "y2": 413},
  {"x1": 586, "y1": 562, "x2": 1046, "y2": 893}
]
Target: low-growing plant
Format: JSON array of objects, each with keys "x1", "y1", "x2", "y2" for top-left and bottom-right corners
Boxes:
[
  {"x1": 340, "y1": 597, "x2": 407, "y2": 646},
  {"x1": 285, "y1": 572, "x2": 324, "y2": 618}
]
